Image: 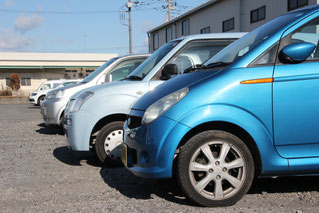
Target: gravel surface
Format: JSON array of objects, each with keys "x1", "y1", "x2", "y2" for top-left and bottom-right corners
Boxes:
[{"x1": 1, "y1": 104, "x2": 319, "y2": 212}]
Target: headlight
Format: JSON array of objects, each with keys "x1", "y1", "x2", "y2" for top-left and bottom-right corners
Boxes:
[
  {"x1": 47, "y1": 90, "x2": 64, "y2": 99},
  {"x1": 69, "y1": 92, "x2": 93, "y2": 113},
  {"x1": 143, "y1": 87, "x2": 189, "y2": 124},
  {"x1": 31, "y1": 93, "x2": 37, "y2": 96}
]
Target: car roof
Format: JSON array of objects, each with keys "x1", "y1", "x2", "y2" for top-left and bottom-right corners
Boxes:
[{"x1": 173, "y1": 32, "x2": 247, "y2": 42}]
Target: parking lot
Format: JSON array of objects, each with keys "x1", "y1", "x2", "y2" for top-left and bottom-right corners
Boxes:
[{"x1": 0, "y1": 104, "x2": 318, "y2": 212}]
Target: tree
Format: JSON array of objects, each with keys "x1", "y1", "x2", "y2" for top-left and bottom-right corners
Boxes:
[{"x1": 9, "y1": 73, "x2": 21, "y2": 91}]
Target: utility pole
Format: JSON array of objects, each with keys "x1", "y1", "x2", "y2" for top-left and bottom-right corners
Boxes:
[
  {"x1": 127, "y1": 0, "x2": 133, "y2": 54},
  {"x1": 168, "y1": 0, "x2": 172, "y2": 21}
]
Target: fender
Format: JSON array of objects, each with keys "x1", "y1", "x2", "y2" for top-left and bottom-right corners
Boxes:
[
  {"x1": 80, "y1": 94, "x2": 140, "y2": 145},
  {"x1": 165, "y1": 104, "x2": 289, "y2": 176}
]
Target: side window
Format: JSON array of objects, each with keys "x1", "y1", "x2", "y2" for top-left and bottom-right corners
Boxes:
[
  {"x1": 106, "y1": 58, "x2": 146, "y2": 81},
  {"x1": 41, "y1": 84, "x2": 51, "y2": 90},
  {"x1": 252, "y1": 43, "x2": 278, "y2": 66},
  {"x1": 53, "y1": 83, "x2": 61, "y2": 88},
  {"x1": 290, "y1": 18, "x2": 319, "y2": 60},
  {"x1": 169, "y1": 40, "x2": 233, "y2": 74}
]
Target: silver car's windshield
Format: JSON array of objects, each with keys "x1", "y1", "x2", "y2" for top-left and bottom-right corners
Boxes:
[
  {"x1": 205, "y1": 11, "x2": 306, "y2": 65},
  {"x1": 127, "y1": 40, "x2": 181, "y2": 80},
  {"x1": 81, "y1": 57, "x2": 118, "y2": 83}
]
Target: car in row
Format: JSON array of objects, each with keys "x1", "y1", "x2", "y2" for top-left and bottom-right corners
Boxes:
[
  {"x1": 63, "y1": 33, "x2": 245, "y2": 164},
  {"x1": 122, "y1": 4, "x2": 319, "y2": 207},
  {"x1": 40, "y1": 54, "x2": 149, "y2": 128},
  {"x1": 29, "y1": 79, "x2": 80, "y2": 106}
]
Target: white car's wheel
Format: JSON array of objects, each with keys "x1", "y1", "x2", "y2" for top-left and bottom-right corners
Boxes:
[
  {"x1": 177, "y1": 130, "x2": 254, "y2": 207},
  {"x1": 95, "y1": 121, "x2": 124, "y2": 165}
]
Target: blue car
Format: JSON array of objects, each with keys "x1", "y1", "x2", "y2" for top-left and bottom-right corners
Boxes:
[{"x1": 123, "y1": 5, "x2": 319, "y2": 207}]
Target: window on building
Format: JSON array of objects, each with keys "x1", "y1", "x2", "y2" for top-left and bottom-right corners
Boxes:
[
  {"x1": 153, "y1": 33, "x2": 159, "y2": 50},
  {"x1": 21, "y1": 78, "x2": 31, "y2": 86},
  {"x1": 288, "y1": 0, "x2": 308, "y2": 11},
  {"x1": 5, "y1": 78, "x2": 10, "y2": 86},
  {"x1": 200, "y1": 27, "x2": 211, "y2": 34},
  {"x1": 251, "y1": 6, "x2": 266, "y2": 23},
  {"x1": 86, "y1": 69, "x2": 94, "y2": 73},
  {"x1": 166, "y1": 27, "x2": 172, "y2": 42},
  {"x1": 182, "y1": 19, "x2": 190, "y2": 36},
  {"x1": 223, "y1": 18, "x2": 234, "y2": 32}
]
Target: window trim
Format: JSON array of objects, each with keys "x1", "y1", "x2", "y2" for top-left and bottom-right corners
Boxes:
[
  {"x1": 251, "y1": 6, "x2": 266, "y2": 24},
  {"x1": 288, "y1": 0, "x2": 308, "y2": 11},
  {"x1": 166, "y1": 27, "x2": 172, "y2": 43},
  {"x1": 182, "y1": 19, "x2": 190, "y2": 36},
  {"x1": 223, "y1": 17, "x2": 234, "y2": 32},
  {"x1": 200, "y1": 26, "x2": 211, "y2": 34},
  {"x1": 153, "y1": 33, "x2": 159, "y2": 51},
  {"x1": 21, "y1": 78, "x2": 31, "y2": 86}
]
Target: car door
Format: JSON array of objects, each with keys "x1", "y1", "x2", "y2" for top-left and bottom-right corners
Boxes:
[{"x1": 273, "y1": 18, "x2": 319, "y2": 159}]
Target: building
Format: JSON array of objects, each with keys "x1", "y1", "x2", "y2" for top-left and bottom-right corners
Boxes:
[
  {"x1": 0, "y1": 52, "x2": 117, "y2": 94},
  {"x1": 148, "y1": 0, "x2": 318, "y2": 52}
]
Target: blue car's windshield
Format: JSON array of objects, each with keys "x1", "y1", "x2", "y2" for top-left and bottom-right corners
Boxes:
[
  {"x1": 81, "y1": 57, "x2": 118, "y2": 83},
  {"x1": 127, "y1": 39, "x2": 181, "y2": 80},
  {"x1": 205, "y1": 11, "x2": 307, "y2": 65}
]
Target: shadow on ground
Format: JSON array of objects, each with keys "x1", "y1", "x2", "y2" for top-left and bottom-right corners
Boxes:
[
  {"x1": 53, "y1": 146, "x2": 102, "y2": 167},
  {"x1": 36, "y1": 123, "x2": 64, "y2": 135},
  {"x1": 100, "y1": 167, "x2": 191, "y2": 205},
  {"x1": 100, "y1": 167, "x2": 319, "y2": 206}
]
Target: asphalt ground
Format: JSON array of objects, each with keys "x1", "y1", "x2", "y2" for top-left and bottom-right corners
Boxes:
[{"x1": 0, "y1": 104, "x2": 319, "y2": 212}]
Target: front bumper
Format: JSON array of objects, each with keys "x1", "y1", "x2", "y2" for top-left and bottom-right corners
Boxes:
[
  {"x1": 41, "y1": 99, "x2": 66, "y2": 126},
  {"x1": 65, "y1": 109, "x2": 99, "y2": 151},
  {"x1": 123, "y1": 109, "x2": 190, "y2": 179}
]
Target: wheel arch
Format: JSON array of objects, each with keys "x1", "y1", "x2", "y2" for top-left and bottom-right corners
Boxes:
[
  {"x1": 174, "y1": 121, "x2": 262, "y2": 177},
  {"x1": 90, "y1": 113, "x2": 127, "y2": 148}
]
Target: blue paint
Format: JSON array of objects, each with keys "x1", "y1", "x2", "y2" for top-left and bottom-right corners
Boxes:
[{"x1": 124, "y1": 5, "x2": 319, "y2": 179}]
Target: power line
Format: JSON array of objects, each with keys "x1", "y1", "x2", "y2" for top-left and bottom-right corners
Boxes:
[{"x1": 0, "y1": 9, "x2": 119, "y2": 15}]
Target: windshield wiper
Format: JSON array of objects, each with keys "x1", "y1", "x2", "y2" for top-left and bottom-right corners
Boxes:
[
  {"x1": 184, "y1": 62, "x2": 231, "y2": 73},
  {"x1": 123, "y1": 75, "x2": 143, "y2": 81}
]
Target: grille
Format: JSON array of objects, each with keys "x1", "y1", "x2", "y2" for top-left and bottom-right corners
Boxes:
[{"x1": 127, "y1": 115, "x2": 142, "y2": 129}]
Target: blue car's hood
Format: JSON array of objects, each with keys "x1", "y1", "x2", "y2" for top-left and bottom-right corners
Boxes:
[{"x1": 132, "y1": 69, "x2": 223, "y2": 111}]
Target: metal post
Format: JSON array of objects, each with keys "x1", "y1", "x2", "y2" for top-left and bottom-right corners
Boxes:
[
  {"x1": 127, "y1": 0, "x2": 133, "y2": 54},
  {"x1": 168, "y1": 0, "x2": 172, "y2": 21}
]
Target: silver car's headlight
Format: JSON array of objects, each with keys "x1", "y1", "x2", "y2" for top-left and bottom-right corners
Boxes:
[
  {"x1": 69, "y1": 92, "x2": 93, "y2": 113},
  {"x1": 47, "y1": 90, "x2": 64, "y2": 99},
  {"x1": 31, "y1": 93, "x2": 37, "y2": 96},
  {"x1": 143, "y1": 87, "x2": 189, "y2": 124}
]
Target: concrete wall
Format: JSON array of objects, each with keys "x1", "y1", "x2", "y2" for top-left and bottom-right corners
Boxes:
[{"x1": 149, "y1": 0, "x2": 318, "y2": 52}]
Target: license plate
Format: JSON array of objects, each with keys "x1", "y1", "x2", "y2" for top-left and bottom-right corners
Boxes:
[{"x1": 121, "y1": 143, "x2": 127, "y2": 167}]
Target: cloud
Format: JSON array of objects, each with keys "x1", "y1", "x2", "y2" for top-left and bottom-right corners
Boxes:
[
  {"x1": 4, "y1": 0, "x2": 14, "y2": 7},
  {"x1": 0, "y1": 30, "x2": 32, "y2": 51},
  {"x1": 14, "y1": 14, "x2": 44, "y2": 33}
]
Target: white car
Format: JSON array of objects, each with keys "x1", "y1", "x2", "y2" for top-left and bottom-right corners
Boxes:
[
  {"x1": 29, "y1": 80, "x2": 64, "y2": 106},
  {"x1": 41, "y1": 54, "x2": 149, "y2": 127},
  {"x1": 64, "y1": 33, "x2": 246, "y2": 164},
  {"x1": 29, "y1": 80, "x2": 80, "y2": 106}
]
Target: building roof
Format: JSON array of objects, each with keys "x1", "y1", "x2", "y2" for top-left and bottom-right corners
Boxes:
[
  {"x1": 0, "y1": 52, "x2": 118, "y2": 68},
  {"x1": 148, "y1": 0, "x2": 220, "y2": 33}
]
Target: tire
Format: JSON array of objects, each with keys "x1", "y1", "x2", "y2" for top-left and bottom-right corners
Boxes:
[
  {"x1": 95, "y1": 121, "x2": 124, "y2": 165},
  {"x1": 177, "y1": 130, "x2": 254, "y2": 207},
  {"x1": 59, "y1": 116, "x2": 65, "y2": 134},
  {"x1": 37, "y1": 95, "x2": 45, "y2": 106}
]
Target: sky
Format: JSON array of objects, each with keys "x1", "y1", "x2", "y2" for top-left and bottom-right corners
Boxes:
[{"x1": 0, "y1": 0, "x2": 209, "y2": 56}]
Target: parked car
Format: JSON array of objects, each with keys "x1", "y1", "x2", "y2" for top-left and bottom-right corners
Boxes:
[
  {"x1": 123, "y1": 5, "x2": 319, "y2": 207},
  {"x1": 41, "y1": 54, "x2": 149, "y2": 127},
  {"x1": 64, "y1": 33, "x2": 245, "y2": 164},
  {"x1": 56, "y1": 79, "x2": 80, "y2": 88},
  {"x1": 29, "y1": 80, "x2": 64, "y2": 105}
]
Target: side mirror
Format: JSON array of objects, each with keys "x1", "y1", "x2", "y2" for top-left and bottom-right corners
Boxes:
[
  {"x1": 105, "y1": 73, "x2": 112, "y2": 83},
  {"x1": 160, "y1": 64, "x2": 178, "y2": 80},
  {"x1": 279, "y1": 42, "x2": 316, "y2": 63}
]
